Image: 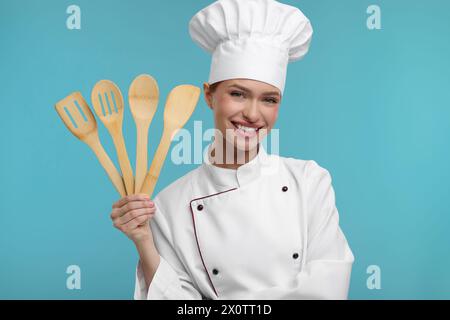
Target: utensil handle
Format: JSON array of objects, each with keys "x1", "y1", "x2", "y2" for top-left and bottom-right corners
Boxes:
[
  {"x1": 111, "y1": 131, "x2": 135, "y2": 195},
  {"x1": 135, "y1": 122, "x2": 150, "y2": 193},
  {"x1": 83, "y1": 134, "x2": 126, "y2": 197},
  {"x1": 140, "y1": 129, "x2": 173, "y2": 198}
]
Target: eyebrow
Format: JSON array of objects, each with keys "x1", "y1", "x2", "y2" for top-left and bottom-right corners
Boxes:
[{"x1": 228, "y1": 84, "x2": 281, "y2": 97}]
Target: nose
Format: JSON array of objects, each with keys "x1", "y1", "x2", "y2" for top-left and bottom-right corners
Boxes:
[{"x1": 242, "y1": 99, "x2": 260, "y2": 122}]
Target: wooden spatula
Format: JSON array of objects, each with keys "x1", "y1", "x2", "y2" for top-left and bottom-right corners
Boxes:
[
  {"x1": 140, "y1": 85, "x2": 200, "y2": 197},
  {"x1": 129, "y1": 74, "x2": 159, "y2": 193},
  {"x1": 54, "y1": 92, "x2": 126, "y2": 197},
  {"x1": 91, "y1": 80, "x2": 135, "y2": 195}
]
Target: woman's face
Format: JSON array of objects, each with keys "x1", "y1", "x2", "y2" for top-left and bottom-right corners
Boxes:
[{"x1": 203, "y1": 78, "x2": 281, "y2": 155}]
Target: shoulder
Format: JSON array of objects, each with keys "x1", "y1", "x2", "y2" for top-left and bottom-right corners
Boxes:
[
  {"x1": 278, "y1": 155, "x2": 339, "y2": 236},
  {"x1": 276, "y1": 155, "x2": 336, "y2": 212},
  {"x1": 153, "y1": 167, "x2": 198, "y2": 207},
  {"x1": 275, "y1": 154, "x2": 332, "y2": 186}
]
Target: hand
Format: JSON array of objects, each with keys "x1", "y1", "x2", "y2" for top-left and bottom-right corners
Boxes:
[{"x1": 110, "y1": 194, "x2": 156, "y2": 244}]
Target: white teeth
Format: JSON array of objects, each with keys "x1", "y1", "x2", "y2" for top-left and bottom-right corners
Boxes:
[{"x1": 235, "y1": 123, "x2": 257, "y2": 132}]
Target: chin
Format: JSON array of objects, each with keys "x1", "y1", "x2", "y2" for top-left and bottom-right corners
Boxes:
[{"x1": 234, "y1": 137, "x2": 259, "y2": 152}]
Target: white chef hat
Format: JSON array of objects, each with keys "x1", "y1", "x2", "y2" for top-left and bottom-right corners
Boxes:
[{"x1": 188, "y1": 0, "x2": 313, "y2": 95}]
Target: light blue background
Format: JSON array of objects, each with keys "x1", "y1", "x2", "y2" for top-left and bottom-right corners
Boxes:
[{"x1": 1, "y1": 0, "x2": 449, "y2": 299}]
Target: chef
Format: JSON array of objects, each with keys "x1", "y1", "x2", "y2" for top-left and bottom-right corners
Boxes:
[{"x1": 110, "y1": 0, "x2": 354, "y2": 300}]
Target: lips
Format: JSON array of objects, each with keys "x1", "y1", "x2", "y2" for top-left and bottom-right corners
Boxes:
[
  {"x1": 230, "y1": 121, "x2": 263, "y2": 138},
  {"x1": 230, "y1": 121, "x2": 263, "y2": 131}
]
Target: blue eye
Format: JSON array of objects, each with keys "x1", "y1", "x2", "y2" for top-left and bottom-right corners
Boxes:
[
  {"x1": 230, "y1": 91, "x2": 244, "y2": 97},
  {"x1": 264, "y1": 98, "x2": 278, "y2": 104}
]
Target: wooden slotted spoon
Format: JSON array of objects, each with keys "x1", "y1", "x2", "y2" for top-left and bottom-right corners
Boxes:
[
  {"x1": 129, "y1": 74, "x2": 159, "y2": 193},
  {"x1": 91, "y1": 80, "x2": 135, "y2": 195},
  {"x1": 54, "y1": 92, "x2": 126, "y2": 197},
  {"x1": 140, "y1": 84, "x2": 200, "y2": 197}
]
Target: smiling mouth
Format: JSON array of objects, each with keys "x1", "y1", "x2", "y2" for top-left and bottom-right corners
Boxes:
[
  {"x1": 230, "y1": 121, "x2": 263, "y2": 132},
  {"x1": 229, "y1": 121, "x2": 264, "y2": 139}
]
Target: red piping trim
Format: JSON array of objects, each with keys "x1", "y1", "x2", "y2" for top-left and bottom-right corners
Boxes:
[{"x1": 189, "y1": 187, "x2": 238, "y2": 298}]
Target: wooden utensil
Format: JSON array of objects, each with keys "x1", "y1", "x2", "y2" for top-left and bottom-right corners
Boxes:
[
  {"x1": 140, "y1": 85, "x2": 200, "y2": 197},
  {"x1": 54, "y1": 92, "x2": 126, "y2": 197},
  {"x1": 129, "y1": 74, "x2": 159, "y2": 193},
  {"x1": 91, "y1": 80, "x2": 134, "y2": 195}
]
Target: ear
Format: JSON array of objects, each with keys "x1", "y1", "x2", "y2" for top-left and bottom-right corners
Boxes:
[{"x1": 203, "y1": 82, "x2": 213, "y2": 110}]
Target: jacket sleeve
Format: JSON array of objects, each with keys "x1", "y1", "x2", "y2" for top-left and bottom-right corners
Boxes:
[
  {"x1": 249, "y1": 160, "x2": 354, "y2": 300},
  {"x1": 134, "y1": 200, "x2": 203, "y2": 300}
]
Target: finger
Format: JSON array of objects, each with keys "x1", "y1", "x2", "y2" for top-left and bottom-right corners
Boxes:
[
  {"x1": 110, "y1": 207, "x2": 120, "y2": 220},
  {"x1": 118, "y1": 200, "x2": 154, "y2": 217},
  {"x1": 118, "y1": 207, "x2": 155, "y2": 226},
  {"x1": 122, "y1": 214, "x2": 153, "y2": 232},
  {"x1": 112, "y1": 193, "x2": 150, "y2": 209},
  {"x1": 111, "y1": 199, "x2": 153, "y2": 219},
  {"x1": 111, "y1": 200, "x2": 153, "y2": 219},
  {"x1": 113, "y1": 211, "x2": 153, "y2": 230}
]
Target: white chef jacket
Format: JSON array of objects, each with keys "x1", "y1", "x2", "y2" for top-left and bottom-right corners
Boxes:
[{"x1": 134, "y1": 143, "x2": 354, "y2": 300}]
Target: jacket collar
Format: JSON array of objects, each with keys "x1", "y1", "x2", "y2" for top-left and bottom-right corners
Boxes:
[{"x1": 202, "y1": 141, "x2": 270, "y2": 188}]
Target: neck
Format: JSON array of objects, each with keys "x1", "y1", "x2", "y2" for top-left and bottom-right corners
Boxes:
[{"x1": 210, "y1": 139, "x2": 259, "y2": 170}]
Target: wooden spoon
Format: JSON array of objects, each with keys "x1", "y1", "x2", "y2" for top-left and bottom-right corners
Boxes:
[
  {"x1": 91, "y1": 80, "x2": 134, "y2": 195},
  {"x1": 140, "y1": 85, "x2": 200, "y2": 197},
  {"x1": 55, "y1": 92, "x2": 126, "y2": 197},
  {"x1": 129, "y1": 74, "x2": 159, "y2": 193}
]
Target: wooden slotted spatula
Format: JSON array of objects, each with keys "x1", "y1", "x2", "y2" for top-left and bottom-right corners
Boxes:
[
  {"x1": 54, "y1": 92, "x2": 126, "y2": 197},
  {"x1": 129, "y1": 74, "x2": 159, "y2": 193},
  {"x1": 140, "y1": 85, "x2": 200, "y2": 197},
  {"x1": 91, "y1": 80, "x2": 135, "y2": 195}
]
